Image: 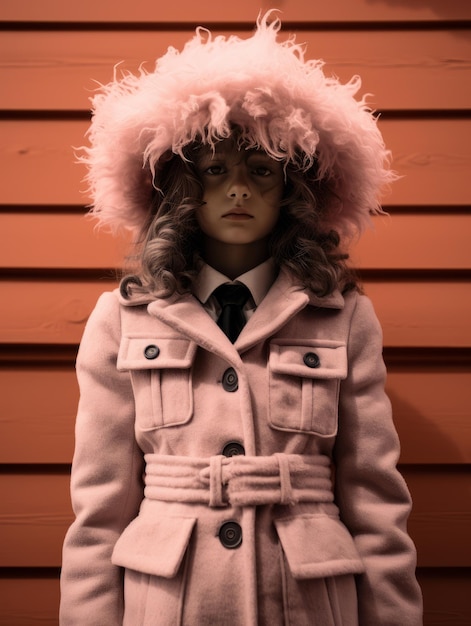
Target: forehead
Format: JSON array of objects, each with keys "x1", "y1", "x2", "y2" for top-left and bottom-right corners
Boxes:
[{"x1": 197, "y1": 139, "x2": 276, "y2": 162}]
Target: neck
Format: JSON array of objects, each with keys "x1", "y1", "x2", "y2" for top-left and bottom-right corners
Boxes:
[{"x1": 202, "y1": 239, "x2": 270, "y2": 280}]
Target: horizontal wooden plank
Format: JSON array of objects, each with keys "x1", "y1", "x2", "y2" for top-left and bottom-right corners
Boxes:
[
  {"x1": 0, "y1": 367, "x2": 77, "y2": 464},
  {"x1": 1, "y1": 278, "x2": 469, "y2": 347},
  {"x1": 1, "y1": 568, "x2": 470, "y2": 626},
  {"x1": 0, "y1": 279, "x2": 108, "y2": 345},
  {"x1": 0, "y1": 574, "x2": 60, "y2": 626},
  {"x1": 418, "y1": 568, "x2": 471, "y2": 626},
  {"x1": 406, "y1": 468, "x2": 471, "y2": 567},
  {"x1": 1, "y1": 0, "x2": 470, "y2": 23},
  {"x1": 2, "y1": 29, "x2": 470, "y2": 112},
  {"x1": 0, "y1": 468, "x2": 469, "y2": 567},
  {"x1": 0, "y1": 121, "x2": 83, "y2": 207},
  {"x1": 1, "y1": 119, "x2": 470, "y2": 207},
  {"x1": 0, "y1": 213, "x2": 131, "y2": 270},
  {"x1": 0, "y1": 365, "x2": 469, "y2": 464},
  {"x1": 351, "y1": 213, "x2": 471, "y2": 270},
  {"x1": 389, "y1": 369, "x2": 471, "y2": 465},
  {"x1": 364, "y1": 280, "x2": 471, "y2": 348},
  {"x1": 0, "y1": 473, "x2": 72, "y2": 567},
  {"x1": 2, "y1": 212, "x2": 469, "y2": 271},
  {"x1": 386, "y1": 118, "x2": 471, "y2": 207}
]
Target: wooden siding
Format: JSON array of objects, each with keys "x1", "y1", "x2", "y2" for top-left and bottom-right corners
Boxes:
[{"x1": 1, "y1": 1, "x2": 470, "y2": 624}]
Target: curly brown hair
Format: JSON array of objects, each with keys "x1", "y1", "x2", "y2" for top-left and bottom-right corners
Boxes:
[{"x1": 120, "y1": 141, "x2": 359, "y2": 299}]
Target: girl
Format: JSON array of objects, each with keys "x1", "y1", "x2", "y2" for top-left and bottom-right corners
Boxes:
[{"x1": 60, "y1": 14, "x2": 423, "y2": 625}]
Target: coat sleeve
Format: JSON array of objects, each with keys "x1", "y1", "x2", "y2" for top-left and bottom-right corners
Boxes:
[
  {"x1": 60, "y1": 292, "x2": 144, "y2": 625},
  {"x1": 334, "y1": 294, "x2": 423, "y2": 626}
]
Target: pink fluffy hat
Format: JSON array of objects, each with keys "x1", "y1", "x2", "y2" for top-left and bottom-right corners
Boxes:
[{"x1": 80, "y1": 12, "x2": 395, "y2": 236}]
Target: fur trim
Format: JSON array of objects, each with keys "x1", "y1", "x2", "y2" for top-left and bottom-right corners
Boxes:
[{"x1": 80, "y1": 12, "x2": 395, "y2": 235}]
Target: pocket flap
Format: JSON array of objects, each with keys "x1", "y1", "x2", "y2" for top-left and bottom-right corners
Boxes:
[
  {"x1": 112, "y1": 515, "x2": 196, "y2": 578},
  {"x1": 117, "y1": 337, "x2": 197, "y2": 370},
  {"x1": 269, "y1": 340, "x2": 347, "y2": 379},
  {"x1": 275, "y1": 514, "x2": 364, "y2": 579}
]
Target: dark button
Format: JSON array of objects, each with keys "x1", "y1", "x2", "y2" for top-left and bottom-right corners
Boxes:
[
  {"x1": 144, "y1": 344, "x2": 160, "y2": 360},
  {"x1": 222, "y1": 441, "x2": 245, "y2": 457},
  {"x1": 303, "y1": 352, "x2": 320, "y2": 368},
  {"x1": 222, "y1": 367, "x2": 238, "y2": 392},
  {"x1": 218, "y1": 521, "x2": 242, "y2": 549}
]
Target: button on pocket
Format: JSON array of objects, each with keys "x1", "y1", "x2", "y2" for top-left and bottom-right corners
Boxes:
[
  {"x1": 268, "y1": 341, "x2": 347, "y2": 437},
  {"x1": 303, "y1": 352, "x2": 320, "y2": 368},
  {"x1": 144, "y1": 344, "x2": 160, "y2": 360},
  {"x1": 117, "y1": 337, "x2": 197, "y2": 431}
]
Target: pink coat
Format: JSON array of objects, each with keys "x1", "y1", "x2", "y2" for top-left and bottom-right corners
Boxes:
[{"x1": 60, "y1": 269, "x2": 423, "y2": 625}]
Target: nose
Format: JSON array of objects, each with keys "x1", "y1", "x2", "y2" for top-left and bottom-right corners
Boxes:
[{"x1": 227, "y1": 168, "x2": 251, "y2": 201}]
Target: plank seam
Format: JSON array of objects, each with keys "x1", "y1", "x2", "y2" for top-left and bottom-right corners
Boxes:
[{"x1": 1, "y1": 21, "x2": 470, "y2": 32}]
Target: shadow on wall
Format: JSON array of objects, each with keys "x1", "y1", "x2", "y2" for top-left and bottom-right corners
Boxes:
[
  {"x1": 387, "y1": 371, "x2": 468, "y2": 618},
  {"x1": 389, "y1": 387, "x2": 466, "y2": 465},
  {"x1": 386, "y1": 360, "x2": 467, "y2": 466}
]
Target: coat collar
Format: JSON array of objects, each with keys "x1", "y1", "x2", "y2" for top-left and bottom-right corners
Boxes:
[{"x1": 120, "y1": 270, "x2": 344, "y2": 361}]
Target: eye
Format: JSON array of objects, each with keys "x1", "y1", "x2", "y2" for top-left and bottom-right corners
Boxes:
[
  {"x1": 203, "y1": 164, "x2": 226, "y2": 176},
  {"x1": 252, "y1": 166, "x2": 273, "y2": 177}
]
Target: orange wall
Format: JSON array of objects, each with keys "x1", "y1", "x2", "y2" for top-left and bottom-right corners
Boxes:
[{"x1": 1, "y1": 1, "x2": 470, "y2": 624}]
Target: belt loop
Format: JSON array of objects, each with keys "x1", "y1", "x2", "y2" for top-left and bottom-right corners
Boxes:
[
  {"x1": 209, "y1": 455, "x2": 226, "y2": 507},
  {"x1": 275, "y1": 453, "x2": 296, "y2": 506}
]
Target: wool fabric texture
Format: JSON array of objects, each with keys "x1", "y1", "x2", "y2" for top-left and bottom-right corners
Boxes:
[{"x1": 79, "y1": 12, "x2": 395, "y2": 236}]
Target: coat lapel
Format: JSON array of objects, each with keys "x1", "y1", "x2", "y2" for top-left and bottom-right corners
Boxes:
[
  {"x1": 235, "y1": 270, "x2": 309, "y2": 352},
  {"x1": 143, "y1": 269, "x2": 344, "y2": 360},
  {"x1": 146, "y1": 292, "x2": 242, "y2": 365},
  {"x1": 237, "y1": 270, "x2": 345, "y2": 352}
]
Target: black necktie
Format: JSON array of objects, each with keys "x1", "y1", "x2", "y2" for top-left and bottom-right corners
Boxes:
[{"x1": 213, "y1": 284, "x2": 251, "y2": 343}]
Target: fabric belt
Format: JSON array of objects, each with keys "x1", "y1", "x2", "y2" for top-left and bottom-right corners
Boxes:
[{"x1": 144, "y1": 453, "x2": 335, "y2": 508}]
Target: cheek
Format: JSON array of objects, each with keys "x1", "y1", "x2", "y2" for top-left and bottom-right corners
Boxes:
[
  {"x1": 201, "y1": 187, "x2": 219, "y2": 209},
  {"x1": 195, "y1": 204, "x2": 217, "y2": 238},
  {"x1": 263, "y1": 175, "x2": 284, "y2": 197},
  {"x1": 263, "y1": 183, "x2": 284, "y2": 210}
]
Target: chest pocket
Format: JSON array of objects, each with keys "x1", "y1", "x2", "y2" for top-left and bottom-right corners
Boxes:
[
  {"x1": 117, "y1": 336, "x2": 197, "y2": 431},
  {"x1": 268, "y1": 340, "x2": 347, "y2": 437}
]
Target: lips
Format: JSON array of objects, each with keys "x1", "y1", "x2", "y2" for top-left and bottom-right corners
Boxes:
[{"x1": 222, "y1": 207, "x2": 253, "y2": 219}]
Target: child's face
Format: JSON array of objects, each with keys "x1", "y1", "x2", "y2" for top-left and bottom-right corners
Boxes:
[{"x1": 194, "y1": 140, "x2": 284, "y2": 252}]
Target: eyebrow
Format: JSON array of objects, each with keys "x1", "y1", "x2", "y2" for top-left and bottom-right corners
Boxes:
[
  {"x1": 195, "y1": 146, "x2": 277, "y2": 168},
  {"x1": 246, "y1": 152, "x2": 275, "y2": 161}
]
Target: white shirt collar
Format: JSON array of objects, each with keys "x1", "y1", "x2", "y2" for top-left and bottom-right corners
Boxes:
[{"x1": 193, "y1": 258, "x2": 276, "y2": 307}]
